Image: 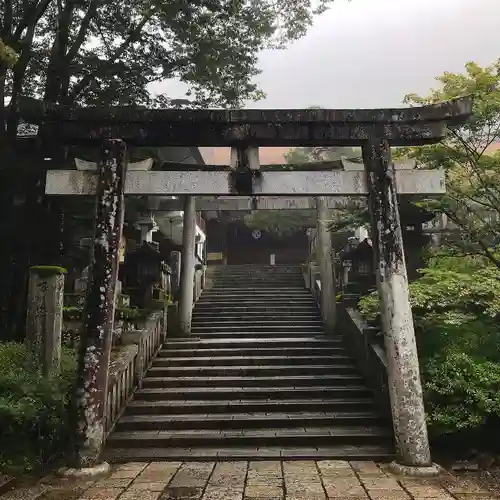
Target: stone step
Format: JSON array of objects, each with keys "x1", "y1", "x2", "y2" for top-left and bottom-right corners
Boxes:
[
  {"x1": 158, "y1": 346, "x2": 348, "y2": 357},
  {"x1": 126, "y1": 398, "x2": 377, "y2": 414},
  {"x1": 134, "y1": 385, "x2": 372, "y2": 401},
  {"x1": 190, "y1": 331, "x2": 327, "y2": 339},
  {"x1": 191, "y1": 320, "x2": 323, "y2": 328},
  {"x1": 153, "y1": 355, "x2": 353, "y2": 366},
  {"x1": 192, "y1": 313, "x2": 322, "y2": 321},
  {"x1": 116, "y1": 411, "x2": 385, "y2": 431},
  {"x1": 201, "y1": 290, "x2": 311, "y2": 296},
  {"x1": 164, "y1": 337, "x2": 344, "y2": 349},
  {"x1": 107, "y1": 425, "x2": 392, "y2": 448},
  {"x1": 210, "y1": 282, "x2": 304, "y2": 288},
  {"x1": 142, "y1": 374, "x2": 364, "y2": 388},
  {"x1": 147, "y1": 364, "x2": 358, "y2": 378},
  {"x1": 192, "y1": 306, "x2": 320, "y2": 314},
  {"x1": 195, "y1": 299, "x2": 317, "y2": 306},
  {"x1": 191, "y1": 325, "x2": 325, "y2": 334},
  {"x1": 103, "y1": 444, "x2": 394, "y2": 462}
]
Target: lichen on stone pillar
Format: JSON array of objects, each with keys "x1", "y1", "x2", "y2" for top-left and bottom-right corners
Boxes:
[
  {"x1": 362, "y1": 139, "x2": 432, "y2": 468},
  {"x1": 25, "y1": 265, "x2": 66, "y2": 376},
  {"x1": 70, "y1": 139, "x2": 126, "y2": 468}
]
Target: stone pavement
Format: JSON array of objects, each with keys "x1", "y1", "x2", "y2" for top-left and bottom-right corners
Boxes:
[{"x1": 0, "y1": 460, "x2": 497, "y2": 500}]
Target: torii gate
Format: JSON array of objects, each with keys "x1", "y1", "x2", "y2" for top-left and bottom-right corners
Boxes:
[{"x1": 21, "y1": 97, "x2": 472, "y2": 472}]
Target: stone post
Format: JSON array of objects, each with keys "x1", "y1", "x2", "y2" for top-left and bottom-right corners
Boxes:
[
  {"x1": 178, "y1": 196, "x2": 197, "y2": 335},
  {"x1": 170, "y1": 250, "x2": 181, "y2": 298},
  {"x1": 362, "y1": 139, "x2": 433, "y2": 469},
  {"x1": 71, "y1": 139, "x2": 127, "y2": 469},
  {"x1": 315, "y1": 196, "x2": 336, "y2": 332},
  {"x1": 25, "y1": 266, "x2": 65, "y2": 376}
]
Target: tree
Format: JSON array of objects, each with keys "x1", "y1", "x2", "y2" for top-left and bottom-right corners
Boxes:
[
  {"x1": 396, "y1": 60, "x2": 500, "y2": 268},
  {"x1": 0, "y1": 0, "x2": 335, "y2": 142},
  {"x1": 0, "y1": 0, "x2": 337, "y2": 338},
  {"x1": 358, "y1": 254, "x2": 500, "y2": 441}
]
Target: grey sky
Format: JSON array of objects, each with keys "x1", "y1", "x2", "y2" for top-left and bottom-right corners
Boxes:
[{"x1": 154, "y1": 0, "x2": 500, "y2": 109}]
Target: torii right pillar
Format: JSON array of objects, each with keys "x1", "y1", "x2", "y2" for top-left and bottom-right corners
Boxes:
[{"x1": 362, "y1": 139, "x2": 434, "y2": 473}]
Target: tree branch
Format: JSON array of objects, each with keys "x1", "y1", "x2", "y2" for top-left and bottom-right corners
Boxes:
[
  {"x1": 2, "y1": 0, "x2": 13, "y2": 38},
  {"x1": 68, "y1": 13, "x2": 151, "y2": 102},
  {"x1": 13, "y1": 0, "x2": 54, "y2": 41},
  {"x1": 65, "y1": 0, "x2": 100, "y2": 62}
]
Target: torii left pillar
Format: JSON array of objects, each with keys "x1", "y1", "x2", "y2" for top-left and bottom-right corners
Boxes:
[
  {"x1": 70, "y1": 139, "x2": 126, "y2": 469},
  {"x1": 178, "y1": 196, "x2": 197, "y2": 335}
]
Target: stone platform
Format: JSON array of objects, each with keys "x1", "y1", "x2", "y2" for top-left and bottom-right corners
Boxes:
[{"x1": 0, "y1": 460, "x2": 496, "y2": 500}]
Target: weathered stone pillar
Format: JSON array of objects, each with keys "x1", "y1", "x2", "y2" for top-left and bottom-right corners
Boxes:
[
  {"x1": 71, "y1": 139, "x2": 127, "y2": 468},
  {"x1": 362, "y1": 139, "x2": 432, "y2": 468},
  {"x1": 315, "y1": 196, "x2": 336, "y2": 332},
  {"x1": 25, "y1": 266, "x2": 65, "y2": 376},
  {"x1": 170, "y1": 250, "x2": 181, "y2": 297},
  {"x1": 178, "y1": 196, "x2": 197, "y2": 335}
]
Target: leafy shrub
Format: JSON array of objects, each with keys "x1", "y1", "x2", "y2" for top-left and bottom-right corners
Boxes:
[
  {"x1": 357, "y1": 256, "x2": 500, "y2": 443},
  {"x1": 0, "y1": 342, "x2": 76, "y2": 473}
]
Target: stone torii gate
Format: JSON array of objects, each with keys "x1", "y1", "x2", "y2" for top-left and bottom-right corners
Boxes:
[{"x1": 23, "y1": 97, "x2": 472, "y2": 473}]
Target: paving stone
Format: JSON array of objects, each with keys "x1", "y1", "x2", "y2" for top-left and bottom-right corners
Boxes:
[
  {"x1": 115, "y1": 463, "x2": 150, "y2": 473},
  {"x1": 128, "y1": 482, "x2": 170, "y2": 492},
  {"x1": 169, "y1": 463, "x2": 215, "y2": 489},
  {"x1": 77, "y1": 487, "x2": 124, "y2": 500},
  {"x1": 108, "y1": 469, "x2": 144, "y2": 479},
  {"x1": 209, "y1": 463, "x2": 247, "y2": 487},
  {"x1": 366, "y1": 491, "x2": 410, "y2": 500},
  {"x1": 324, "y1": 483, "x2": 366, "y2": 498},
  {"x1": 94, "y1": 477, "x2": 135, "y2": 488},
  {"x1": 160, "y1": 486, "x2": 204, "y2": 500},
  {"x1": 134, "y1": 462, "x2": 181, "y2": 483},
  {"x1": 119, "y1": 492, "x2": 162, "y2": 500},
  {"x1": 402, "y1": 485, "x2": 454, "y2": 499},
  {"x1": 361, "y1": 478, "x2": 401, "y2": 490},
  {"x1": 321, "y1": 476, "x2": 360, "y2": 489},
  {"x1": 0, "y1": 486, "x2": 48, "y2": 500},
  {"x1": 244, "y1": 483, "x2": 284, "y2": 499},
  {"x1": 439, "y1": 478, "x2": 491, "y2": 495},
  {"x1": 202, "y1": 487, "x2": 243, "y2": 500},
  {"x1": 350, "y1": 462, "x2": 383, "y2": 475},
  {"x1": 37, "y1": 490, "x2": 84, "y2": 500},
  {"x1": 453, "y1": 496, "x2": 498, "y2": 500},
  {"x1": 248, "y1": 462, "x2": 282, "y2": 476}
]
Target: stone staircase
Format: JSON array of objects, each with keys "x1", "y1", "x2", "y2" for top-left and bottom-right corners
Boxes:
[{"x1": 104, "y1": 264, "x2": 394, "y2": 461}]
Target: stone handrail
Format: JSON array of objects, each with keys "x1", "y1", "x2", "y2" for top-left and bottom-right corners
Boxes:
[
  {"x1": 338, "y1": 307, "x2": 391, "y2": 417},
  {"x1": 301, "y1": 261, "x2": 390, "y2": 417},
  {"x1": 104, "y1": 311, "x2": 164, "y2": 435}
]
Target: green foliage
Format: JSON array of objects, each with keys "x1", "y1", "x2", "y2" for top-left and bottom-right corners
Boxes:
[
  {"x1": 0, "y1": 0, "x2": 335, "y2": 132},
  {"x1": 0, "y1": 38, "x2": 18, "y2": 68},
  {"x1": 397, "y1": 60, "x2": 500, "y2": 268},
  {"x1": 243, "y1": 210, "x2": 316, "y2": 237},
  {"x1": 244, "y1": 144, "x2": 364, "y2": 236},
  {"x1": 0, "y1": 342, "x2": 76, "y2": 473},
  {"x1": 62, "y1": 306, "x2": 146, "y2": 322},
  {"x1": 357, "y1": 255, "x2": 500, "y2": 439}
]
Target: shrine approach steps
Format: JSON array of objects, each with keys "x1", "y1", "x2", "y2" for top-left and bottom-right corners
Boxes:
[{"x1": 104, "y1": 264, "x2": 394, "y2": 462}]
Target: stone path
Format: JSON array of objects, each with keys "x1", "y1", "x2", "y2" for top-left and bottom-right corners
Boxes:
[{"x1": 0, "y1": 461, "x2": 497, "y2": 500}]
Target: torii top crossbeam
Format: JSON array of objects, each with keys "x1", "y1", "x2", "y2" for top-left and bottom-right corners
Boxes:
[{"x1": 18, "y1": 97, "x2": 472, "y2": 147}]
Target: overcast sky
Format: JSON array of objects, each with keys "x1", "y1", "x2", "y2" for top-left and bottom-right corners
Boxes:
[{"x1": 154, "y1": 0, "x2": 500, "y2": 110}]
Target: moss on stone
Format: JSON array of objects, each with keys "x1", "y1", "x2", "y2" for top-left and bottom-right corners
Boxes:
[{"x1": 30, "y1": 265, "x2": 68, "y2": 276}]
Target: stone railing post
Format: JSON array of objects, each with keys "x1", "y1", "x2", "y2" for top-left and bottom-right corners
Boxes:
[{"x1": 25, "y1": 266, "x2": 65, "y2": 376}]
